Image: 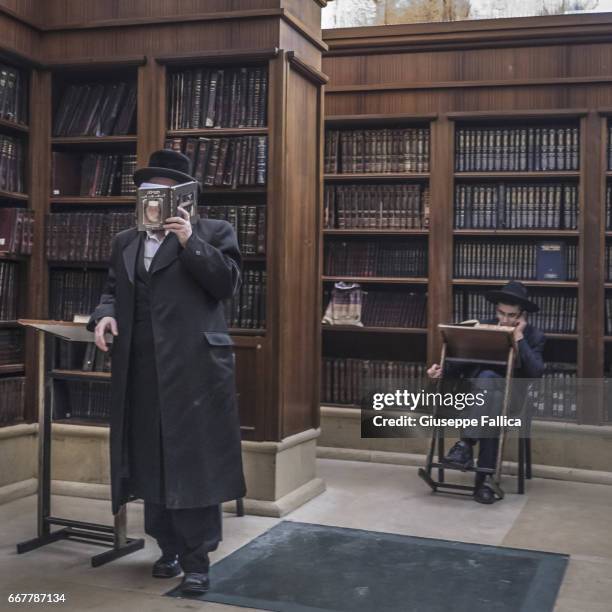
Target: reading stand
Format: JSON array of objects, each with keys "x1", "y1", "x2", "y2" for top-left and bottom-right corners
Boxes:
[
  {"x1": 418, "y1": 323, "x2": 518, "y2": 500},
  {"x1": 15, "y1": 319, "x2": 144, "y2": 567}
]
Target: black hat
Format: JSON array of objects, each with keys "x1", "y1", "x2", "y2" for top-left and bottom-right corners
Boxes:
[
  {"x1": 484, "y1": 280, "x2": 539, "y2": 313},
  {"x1": 133, "y1": 149, "x2": 195, "y2": 186}
]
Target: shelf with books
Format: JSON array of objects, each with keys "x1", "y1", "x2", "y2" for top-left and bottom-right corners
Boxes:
[
  {"x1": 164, "y1": 60, "x2": 269, "y2": 346},
  {"x1": 322, "y1": 326, "x2": 427, "y2": 335},
  {"x1": 0, "y1": 364, "x2": 24, "y2": 374},
  {"x1": 51, "y1": 136, "x2": 137, "y2": 146},
  {"x1": 167, "y1": 128, "x2": 268, "y2": 138},
  {"x1": 322, "y1": 116, "x2": 432, "y2": 393},
  {"x1": 454, "y1": 229, "x2": 579, "y2": 236},
  {"x1": 453, "y1": 279, "x2": 578, "y2": 288},
  {"x1": 0, "y1": 252, "x2": 28, "y2": 262},
  {"x1": 0, "y1": 118, "x2": 28, "y2": 135},
  {"x1": 324, "y1": 229, "x2": 429, "y2": 236},
  {"x1": 323, "y1": 276, "x2": 428, "y2": 285},
  {"x1": 0, "y1": 58, "x2": 31, "y2": 430},
  {"x1": 0, "y1": 190, "x2": 28, "y2": 202},
  {"x1": 324, "y1": 173, "x2": 429, "y2": 182},
  {"x1": 454, "y1": 172, "x2": 580, "y2": 180},
  {"x1": 49, "y1": 197, "x2": 136, "y2": 206}
]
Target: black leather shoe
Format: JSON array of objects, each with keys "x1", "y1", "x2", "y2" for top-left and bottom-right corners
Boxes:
[
  {"x1": 179, "y1": 572, "x2": 210, "y2": 595},
  {"x1": 474, "y1": 484, "x2": 496, "y2": 505},
  {"x1": 441, "y1": 440, "x2": 474, "y2": 470},
  {"x1": 152, "y1": 554, "x2": 181, "y2": 578}
]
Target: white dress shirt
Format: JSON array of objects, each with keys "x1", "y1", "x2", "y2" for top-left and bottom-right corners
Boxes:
[{"x1": 143, "y1": 229, "x2": 168, "y2": 271}]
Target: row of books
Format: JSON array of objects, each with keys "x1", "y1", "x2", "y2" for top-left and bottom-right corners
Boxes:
[
  {"x1": 453, "y1": 287, "x2": 577, "y2": 333},
  {"x1": 605, "y1": 295, "x2": 612, "y2": 335},
  {"x1": 323, "y1": 288, "x2": 427, "y2": 328},
  {"x1": 0, "y1": 262, "x2": 18, "y2": 319},
  {"x1": 454, "y1": 183, "x2": 578, "y2": 230},
  {"x1": 165, "y1": 136, "x2": 267, "y2": 187},
  {"x1": 46, "y1": 212, "x2": 133, "y2": 262},
  {"x1": 52, "y1": 152, "x2": 137, "y2": 197},
  {"x1": 453, "y1": 240, "x2": 577, "y2": 281},
  {"x1": 0, "y1": 328, "x2": 23, "y2": 365},
  {"x1": 321, "y1": 357, "x2": 427, "y2": 406},
  {"x1": 325, "y1": 128, "x2": 430, "y2": 174},
  {"x1": 55, "y1": 380, "x2": 111, "y2": 422},
  {"x1": 0, "y1": 376, "x2": 25, "y2": 425},
  {"x1": 324, "y1": 184, "x2": 429, "y2": 230},
  {"x1": 199, "y1": 205, "x2": 266, "y2": 256},
  {"x1": 168, "y1": 66, "x2": 267, "y2": 130},
  {"x1": 530, "y1": 364, "x2": 577, "y2": 420},
  {"x1": 455, "y1": 126, "x2": 579, "y2": 172},
  {"x1": 56, "y1": 339, "x2": 111, "y2": 372},
  {"x1": 324, "y1": 239, "x2": 428, "y2": 277},
  {"x1": 605, "y1": 185, "x2": 612, "y2": 231},
  {"x1": 53, "y1": 81, "x2": 137, "y2": 137},
  {"x1": 0, "y1": 207, "x2": 34, "y2": 255},
  {"x1": 223, "y1": 268, "x2": 266, "y2": 330},
  {"x1": 0, "y1": 64, "x2": 27, "y2": 126},
  {"x1": 49, "y1": 269, "x2": 107, "y2": 322},
  {"x1": 0, "y1": 134, "x2": 25, "y2": 193}
]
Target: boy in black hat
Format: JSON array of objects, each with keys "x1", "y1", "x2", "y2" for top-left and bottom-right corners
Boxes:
[
  {"x1": 89, "y1": 149, "x2": 246, "y2": 594},
  {"x1": 427, "y1": 281, "x2": 545, "y2": 504}
]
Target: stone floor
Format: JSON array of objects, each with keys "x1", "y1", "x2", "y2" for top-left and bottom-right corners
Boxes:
[{"x1": 1, "y1": 459, "x2": 611, "y2": 611}]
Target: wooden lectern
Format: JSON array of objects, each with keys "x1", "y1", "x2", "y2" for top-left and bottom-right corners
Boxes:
[
  {"x1": 15, "y1": 319, "x2": 144, "y2": 566},
  {"x1": 418, "y1": 323, "x2": 518, "y2": 500}
]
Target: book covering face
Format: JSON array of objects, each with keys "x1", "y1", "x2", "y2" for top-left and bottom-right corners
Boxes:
[{"x1": 136, "y1": 181, "x2": 198, "y2": 231}]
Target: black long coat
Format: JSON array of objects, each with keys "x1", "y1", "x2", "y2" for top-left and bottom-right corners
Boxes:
[{"x1": 87, "y1": 218, "x2": 247, "y2": 514}]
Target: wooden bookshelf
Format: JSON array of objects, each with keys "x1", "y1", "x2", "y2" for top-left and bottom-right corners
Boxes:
[
  {"x1": 321, "y1": 113, "x2": 432, "y2": 408},
  {"x1": 14, "y1": 1, "x2": 328, "y2": 443},
  {"x1": 49, "y1": 197, "x2": 135, "y2": 205},
  {"x1": 323, "y1": 19, "x2": 609, "y2": 425},
  {"x1": 0, "y1": 57, "x2": 32, "y2": 428}
]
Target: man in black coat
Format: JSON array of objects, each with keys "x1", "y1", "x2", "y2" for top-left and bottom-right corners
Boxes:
[
  {"x1": 88, "y1": 149, "x2": 246, "y2": 594},
  {"x1": 427, "y1": 281, "x2": 545, "y2": 504}
]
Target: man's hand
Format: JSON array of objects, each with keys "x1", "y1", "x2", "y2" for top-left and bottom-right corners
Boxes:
[
  {"x1": 164, "y1": 206, "x2": 192, "y2": 247},
  {"x1": 95, "y1": 316, "x2": 118, "y2": 352},
  {"x1": 427, "y1": 363, "x2": 443, "y2": 379},
  {"x1": 513, "y1": 313, "x2": 527, "y2": 342}
]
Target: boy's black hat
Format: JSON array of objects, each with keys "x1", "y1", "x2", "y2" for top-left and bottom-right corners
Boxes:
[
  {"x1": 133, "y1": 149, "x2": 195, "y2": 186},
  {"x1": 484, "y1": 280, "x2": 539, "y2": 313}
]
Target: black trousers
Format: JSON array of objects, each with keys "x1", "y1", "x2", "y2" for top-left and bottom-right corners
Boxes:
[{"x1": 144, "y1": 501, "x2": 223, "y2": 572}]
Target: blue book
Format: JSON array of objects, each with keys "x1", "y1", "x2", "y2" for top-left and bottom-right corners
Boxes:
[{"x1": 536, "y1": 241, "x2": 566, "y2": 280}]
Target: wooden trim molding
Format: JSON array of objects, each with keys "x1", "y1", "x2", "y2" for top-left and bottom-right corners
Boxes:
[
  {"x1": 280, "y1": 10, "x2": 329, "y2": 53},
  {"x1": 156, "y1": 48, "x2": 279, "y2": 66},
  {"x1": 323, "y1": 12, "x2": 612, "y2": 56},
  {"x1": 45, "y1": 56, "x2": 147, "y2": 71},
  {"x1": 287, "y1": 52, "x2": 328, "y2": 85},
  {"x1": 327, "y1": 76, "x2": 612, "y2": 95},
  {"x1": 39, "y1": 9, "x2": 283, "y2": 32},
  {"x1": 446, "y1": 109, "x2": 589, "y2": 121}
]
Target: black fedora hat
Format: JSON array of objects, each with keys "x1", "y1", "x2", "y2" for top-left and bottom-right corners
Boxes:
[
  {"x1": 133, "y1": 149, "x2": 195, "y2": 186},
  {"x1": 484, "y1": 280, "x2": 539, "y2": 313}
]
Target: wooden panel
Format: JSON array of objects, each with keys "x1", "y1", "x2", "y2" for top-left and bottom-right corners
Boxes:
[
  {"x1": 233, "y1": 336, "x2": 266, "y2": 441},
  {"x1": 42, "y1": 1, "x2": 280, "y2": 27},
  {"x1": 279, "y1": 55, "x2": 322, "y2": 438},
  {"x1": 40, "y1": 20, "x2": 280, "y2": 61},
  {"x1": 428, "y1": 117, "x2": 453, "y2": 365},
  {"x1": 24, "y1": 68, "x2": 51, "y2": 422},
  {"x1": 0, "y1": 11, "x2": 39, "y2": 63},
  {"x1": 322, "y1": 14, "x2": 612, "y2": 424},
  {"x1": 578, "y1": 112, "x2": 605, "y2": 424}
]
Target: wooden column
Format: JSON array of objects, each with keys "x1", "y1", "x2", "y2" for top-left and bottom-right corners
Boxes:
[
  {"x1": 578, "y1": 112, "x2": 606, "y2": 424},
  {"x1": 24, "y1": 68, "x2": 51, "y2": 422},
  {"x1": 427, "y1": 116, "x2": 454, "y2": 366}
]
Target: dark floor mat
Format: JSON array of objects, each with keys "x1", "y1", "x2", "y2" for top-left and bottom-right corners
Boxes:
[{"x1": 165, "y1": 520, "x2": 568, "y2": 612}]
